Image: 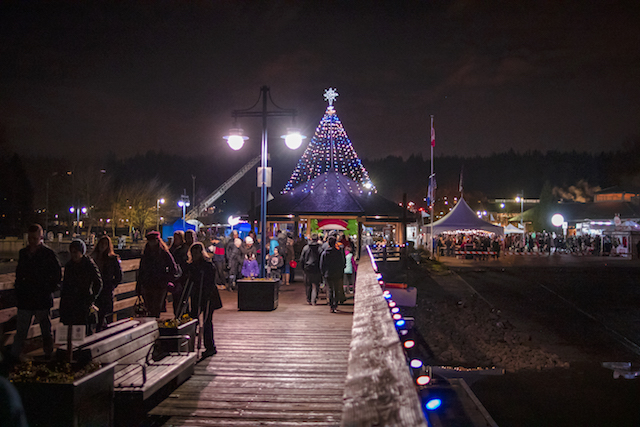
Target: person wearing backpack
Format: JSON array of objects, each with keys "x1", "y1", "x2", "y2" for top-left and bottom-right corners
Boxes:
[{"x1": 300, "y1": 233, "x2": 322, "y2": 305}]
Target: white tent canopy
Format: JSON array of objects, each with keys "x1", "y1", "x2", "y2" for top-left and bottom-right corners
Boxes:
[
  {"x1": 430, "y1": 198, "x2": 504, "y2": 236},
  {"x1": 504, "y1": 224, "x2": 525, "y2": 234}
]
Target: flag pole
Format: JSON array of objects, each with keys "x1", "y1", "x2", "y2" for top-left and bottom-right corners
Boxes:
[{"x1": 430, "y1": 115, "x2": 435, "y2": 259}]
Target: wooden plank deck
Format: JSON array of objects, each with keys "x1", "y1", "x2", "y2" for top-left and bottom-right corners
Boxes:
[{"x1": 149, "y1": 280, "x2": 354, "y2": 426}]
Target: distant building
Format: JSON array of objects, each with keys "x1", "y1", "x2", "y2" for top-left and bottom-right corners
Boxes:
[{"x1": 594, "y1": 186, "x2": 640, "y2": 203}]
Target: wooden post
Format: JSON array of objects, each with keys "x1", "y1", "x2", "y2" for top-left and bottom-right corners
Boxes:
[
  {"x1": 357, "y1": 218, "x2": 363, "y2": 261},
  {"x1": 402, "y1": 193, "x2": 407, "y2": 245},
  {"x1": 250, "y1": 191, "x2": 256, "y2": 233}
]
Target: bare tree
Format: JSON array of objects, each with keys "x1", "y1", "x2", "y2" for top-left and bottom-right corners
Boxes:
[{"x1": 109, "y1": 178, "x2": 170, "y2": 237}]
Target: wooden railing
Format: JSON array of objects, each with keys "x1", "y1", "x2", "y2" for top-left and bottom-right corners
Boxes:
[
  {"x1": 341, "y1": 248, "x2": 427, "y2": 426},
  {"x1": 0, "y1": 259, "x2": 140, "y2": 346}
]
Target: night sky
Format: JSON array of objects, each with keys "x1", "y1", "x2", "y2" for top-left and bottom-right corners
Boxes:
[{"x1": 1, "y1": 1, "x2": 639, "y2": 164}]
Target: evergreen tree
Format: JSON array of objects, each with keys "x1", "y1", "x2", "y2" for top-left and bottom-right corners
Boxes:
[
  {"x1": 282, "y1": 89, "x2": 374, "y2": 193},
  {"x1": 533, "y1": 180, "x2": 555, "y2": 231}
]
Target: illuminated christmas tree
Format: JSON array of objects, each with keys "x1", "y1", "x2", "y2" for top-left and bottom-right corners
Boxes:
[{"x1": 282, "y1": 88, "x2": 376, "y2": 193}]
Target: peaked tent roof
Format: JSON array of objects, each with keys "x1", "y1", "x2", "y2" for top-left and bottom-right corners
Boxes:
[
  {"x1": 504, "y1": 224, "x2": 525, "y2": 234},
  {"x1": 431, "y1": 198, "x2": 504, "y2": 235},
  {"x1": 267, "y1": 172, "x2": 405, "y2": 218}
]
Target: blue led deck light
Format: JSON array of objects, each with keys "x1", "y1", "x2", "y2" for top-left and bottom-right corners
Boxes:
[
  {"x1": 395, "y1": 319, "x2": 406, "y2": 328},
  {"x1": 425, "y1": 398, "x2": 442, "y2": 411}
]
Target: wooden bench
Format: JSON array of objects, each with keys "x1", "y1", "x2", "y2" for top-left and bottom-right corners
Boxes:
[{"x1": 58, "y1": 317, "x2": 197, "y2": 425}]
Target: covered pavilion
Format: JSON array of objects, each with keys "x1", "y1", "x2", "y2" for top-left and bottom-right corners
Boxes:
[{"x1": 265, "y1": 171, "x2": 410, "y2": 244}]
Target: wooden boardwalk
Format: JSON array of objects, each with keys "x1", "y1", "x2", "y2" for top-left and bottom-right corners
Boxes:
[{"x1": 149, "y1": 281, "x2": 354, "y2": 426}]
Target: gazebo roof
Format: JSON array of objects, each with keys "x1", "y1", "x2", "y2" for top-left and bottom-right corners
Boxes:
[{"x1": 267, "y1": 172, "x2": 405, "y2": 218}]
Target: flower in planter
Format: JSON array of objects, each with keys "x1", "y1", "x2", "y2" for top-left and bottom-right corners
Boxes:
[
  {"x1": 10, "y1": 361, "x2": 102, "y2": 384},
  {"x1": 158, "y1": 313, "x2": 192, "y2": 328}
]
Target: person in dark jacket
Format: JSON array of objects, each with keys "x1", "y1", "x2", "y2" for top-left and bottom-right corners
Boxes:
[
  {"x1": 169, "y1": 231, "x2": 189, "y2": 314},
  {"x1": 225, "y1": 235, "x2": 243, "y2": 289},
  {"x1": 300, "y1": 233, "x2": 322, "y2": 305},
  {"x1": 1, "y1": 321, "x2": 28, "y2": 427},
  {"x1": 60, "y1": 240, "x2": 103, "y2": 334},
  {"x1": 137, "y1": 231, "x2": 178, "y2": 317},
  {"x1": 90, "y1": 235, "x2": 123, "y2": 331},
  {"x1": 320, "y1": 236, "x2": 346, "y2": 313},
  {"x1": 185, "y1": 242, "x2": 222, "y2": 358},
  {"x1": 210, "y1": 233, "x2": 227, "y2": 288},
  {"x1": 12, "y1": 224, "x2": 62, "y2": 360}
]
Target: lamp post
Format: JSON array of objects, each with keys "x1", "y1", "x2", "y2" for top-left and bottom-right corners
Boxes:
[
  {"x1": 515, "y1": 194, "x2": 524, "y2": 231},
  {"x1": 156, "y1": 198, "x2": 165, "y2": 231},
  {"x1": 45, "y1": 172, "x2": 58, "y2": 237},
  {"x1": 515, "y1": 194, "x2": 524, "y2": 250},
  {"x1": 178, "y1": 192, "x2": 190, "y2": 231},
  {"x1": 69, "y1": 206, "x2": 87, "y2": 237},
  {"x1": 225, "y1": 86, "x2": 303, "y2": 278}
]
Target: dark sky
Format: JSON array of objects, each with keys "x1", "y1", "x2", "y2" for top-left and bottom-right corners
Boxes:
[{"x1": 1, "y1": 1, "x2": 639, "y2": 163}]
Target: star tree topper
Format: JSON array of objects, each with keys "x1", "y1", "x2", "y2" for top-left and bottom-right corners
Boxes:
[{"x1": 324, "y1": 88, "x2": 339, "y2": 105}]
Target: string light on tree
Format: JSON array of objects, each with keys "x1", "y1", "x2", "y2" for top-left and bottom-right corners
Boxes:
[{"x1": 282, "y1": 88, "x2": 376, "y2": 193}]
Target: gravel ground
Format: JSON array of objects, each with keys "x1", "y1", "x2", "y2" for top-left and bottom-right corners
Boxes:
[
  {"x1": 417, "y1": 274, "x2": 570, "y2": 372},
  {"x1": 399, "y1": 259, "x2": 640, "y2": 427},
  {"x1": 402, "y1": 263, "x2": 570, "y2": 372}
]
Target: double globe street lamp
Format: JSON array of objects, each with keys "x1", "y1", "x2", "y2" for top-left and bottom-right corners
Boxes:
[
  {"x1": 69, "y1": 206, "x2": 87, "y2": 236},
  {"x1": 224, "y1": 86, "x2": 304, "y2": 278},
  {"x1": 178, "y1": 192, "x2": 190, "y2": 231},
  {"x1": 156, "y1": 198, "x2": 165, "y2": 232}
]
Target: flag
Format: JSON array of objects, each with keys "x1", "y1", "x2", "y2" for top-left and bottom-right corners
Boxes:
[
  {"x1": 427, "y1": 173, "x2": 436, "y2": 206},
  {"x1": 430, "y1": 116, "x2": 435, "y2": 147},
  {"x1": 459, "y1": 165, "x2": 464, "y2": 193}
]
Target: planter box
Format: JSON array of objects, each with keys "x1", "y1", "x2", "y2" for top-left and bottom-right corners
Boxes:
[
  {"x1": 14, "y1": 362, "x2": 116, "y2": 427},
  {"x1": 158, "y1": 318, "x2": 197, "y2": 353},
  {"x1": 237, "y1": 278, "x2": 279, "y2": 311}
]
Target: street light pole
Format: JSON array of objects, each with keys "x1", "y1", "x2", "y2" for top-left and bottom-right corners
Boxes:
[
  {"x1": 520, "y1": 191, "x2": 524, "y2": 230},
  {"x1": 178, "y1": 192, "x2": 190, "y2": 231},
  {"x1": 226, "y1": 86, "x2": 302, "y2": 278},
  {"x1": 156, "y1": 198, "x2": 165, "y2": 231},
  {"x1": 69, "y1": 206, "x2": 87, "y2": 237}
]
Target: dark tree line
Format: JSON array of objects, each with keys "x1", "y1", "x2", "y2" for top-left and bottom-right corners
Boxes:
[
  {"x1": 365, "y1": 144, "x2": 640, "y2": 206},
  {"x1": 0, "y1": 154, "x2": 33, "y2": 237},
  {"x1": 3, "y1": 140, "x2": 640, "y2": 237}
]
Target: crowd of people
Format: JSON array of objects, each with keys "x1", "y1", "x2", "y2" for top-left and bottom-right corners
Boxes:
[
  {"x1": 435, "y1": 231, "x2": 627, "y2": 257},
  {"x1": 1, "y1": 224, "x2": 360, "y2": 424},
  {"x1": 11, "y1": 224, "x2": 126, "y2": 362},
  {"x1": 7, "y1": 224, "x2": 360, "y2": 364}
]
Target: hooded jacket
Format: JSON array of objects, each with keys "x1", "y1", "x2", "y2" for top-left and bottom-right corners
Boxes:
[{"x1": 320, "y1": 243, "x2": 346, "y2": 280}]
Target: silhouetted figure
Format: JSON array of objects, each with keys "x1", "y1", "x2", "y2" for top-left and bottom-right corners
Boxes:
[
  {"x1": 60, "y1": 240, "x2": 102, "y2": 335},
  {"x1": 185, "y1": 243, "x2": 222, "y2": 359},
  {"x1": 320, "y1": 236, "x2": 346, "y2": 313},
  {"x1": 91, "y1": 235, "x2": 123, "y2": 331},
  {"x1": 169, "y1": 230, "x2": 188, "y2": 315},
  {"x1": 12, "y1": 224, "x2": 61, "y2": 360},
  {"x1": 300, "y1": 233, "x2": 322, "y2": 305},
  {"x1": 137, "y1": 232, "x2": 178, "y2": 317}
]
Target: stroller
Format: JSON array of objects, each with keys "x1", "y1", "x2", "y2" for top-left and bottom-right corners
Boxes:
[{"x1": 266, "y1": 252, "x2": 284, "y2": 282}]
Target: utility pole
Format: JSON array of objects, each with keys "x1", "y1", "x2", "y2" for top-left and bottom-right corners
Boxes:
[{"x1": 192, "y1": 175, "x2": 196, "y2": 214}]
